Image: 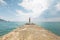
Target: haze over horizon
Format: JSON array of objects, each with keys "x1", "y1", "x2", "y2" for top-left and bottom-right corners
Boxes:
[{"x1": 0, "y1": 0, "x2": 60, "y2": 22}]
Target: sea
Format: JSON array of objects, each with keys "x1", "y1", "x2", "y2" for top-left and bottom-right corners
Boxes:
[
  {"x1": 0, "y1": 21, "x2": 60, "y2": 36},
  {"x1": 0, "y1": 21, "x2": 25, "y2": 36},
  {"x1": 36, "y1": 22, "x2": 60, "y2": 36}
]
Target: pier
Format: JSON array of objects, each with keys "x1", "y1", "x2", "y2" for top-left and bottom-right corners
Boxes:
[{"x1": 1, "y1": 24, "x2": 60, "y2": 40}]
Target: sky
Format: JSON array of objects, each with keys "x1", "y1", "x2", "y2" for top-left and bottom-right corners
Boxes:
[{"x1": 0, "y1": 0, "x2": 60, "y2": 22}]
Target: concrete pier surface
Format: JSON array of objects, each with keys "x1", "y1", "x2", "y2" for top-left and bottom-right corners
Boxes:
[{"x1": 0, "y1": 24, "x2": 60, "y2": 40}]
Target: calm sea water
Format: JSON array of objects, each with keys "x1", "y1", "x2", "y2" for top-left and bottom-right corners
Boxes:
[
  {"x1": 0, "y1": 22, "x2": 60, "y2": 36},
  {"x1": 36, "y1": 22, "x2": 60, "y2": 36},
  {"x1": 0, "y1": 21, "x2": 25, "y2": 36}
]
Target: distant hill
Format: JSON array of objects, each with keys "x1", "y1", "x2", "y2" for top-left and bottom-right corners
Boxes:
[{"x1": 0, "y1": 19, "x2": 7, "y2": 22}]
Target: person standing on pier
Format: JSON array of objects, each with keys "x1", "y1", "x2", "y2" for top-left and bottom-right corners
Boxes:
[{"x1": 29, "y1": 17, "x2": 31, "y2": 24}]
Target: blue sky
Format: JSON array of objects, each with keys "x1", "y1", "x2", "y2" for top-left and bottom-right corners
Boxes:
[{"x1": 0, "y1": 0, "x2": 60, "y2": 22}]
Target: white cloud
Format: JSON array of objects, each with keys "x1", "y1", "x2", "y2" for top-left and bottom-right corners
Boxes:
[
  {"x1": 16, "y1": 10, "x2": 39, "y2": 21},
  {"x1": 19, "y1": 0, "x2": 48, "y2": 10},
  {"x1": 0, "y1": 0, "x2": 7, "y2": 5},
  {"x1": 16, "y1": 10, "x2": 41, "y2": 18},
  {"x1": 16, "y1": 0, "x2": 51, "y2": 21},
  {"x1": 32, "y1": 17, "x2": 60, "y2": 22},
  {"x1": 18, "y1": 0, "x2": 49, "y2": 15},
  {"x1": 56, "y1": 3, "x2": 60, "y2": 10},
  {"x1": 16, "y1": 10, "x2": 30, "y2": 21}
]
